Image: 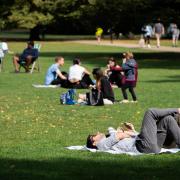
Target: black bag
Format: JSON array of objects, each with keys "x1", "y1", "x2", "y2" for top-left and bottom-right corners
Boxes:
[{"x1": 86, "y1": 89, "x2": 104, "y2": 106}]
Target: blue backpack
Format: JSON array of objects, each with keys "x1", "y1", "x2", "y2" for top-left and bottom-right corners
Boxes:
[{"x1": 60, "y1": 89, "x2": 77, "y2": 105}]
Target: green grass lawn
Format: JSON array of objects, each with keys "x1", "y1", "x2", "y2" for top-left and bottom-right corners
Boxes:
[{"x1": 0, "y1": 42, "x2": 180, "y2": 180}]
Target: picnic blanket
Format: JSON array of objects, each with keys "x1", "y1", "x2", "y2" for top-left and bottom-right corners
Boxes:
[
  {"x1": 66, "y1": 145, "x2": 180, "y2": 156},
  {"x1": 32, "y1": 84, "x2": 60, "y2": 88}
]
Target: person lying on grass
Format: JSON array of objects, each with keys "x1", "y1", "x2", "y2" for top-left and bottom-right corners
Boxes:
[{"x1": 87, "y1": 108, "x2": 180, "y2": 154}]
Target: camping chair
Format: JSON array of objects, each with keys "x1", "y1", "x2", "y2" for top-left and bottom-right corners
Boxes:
[
  {"x1": 30, "y1": 43, "x2": 41, "y2": 74},
  {"x1": 19, "y1": 43, "x2": 41, "y2": 73},
  {"x1": 0, "y1": 43, "x2": 4, "y2": 72}
]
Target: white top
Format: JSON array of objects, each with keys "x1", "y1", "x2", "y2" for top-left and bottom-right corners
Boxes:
[
  {"x1": 68, "y1": 64, "x2": 85, "y2": 81},
  {"x1": 0, "y1": 42, "x2": 8, "y2": 51}
]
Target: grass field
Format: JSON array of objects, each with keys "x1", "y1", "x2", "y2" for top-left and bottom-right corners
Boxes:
[{"x1": 0, "y1": 42, "x2": 180, "y2": 180}]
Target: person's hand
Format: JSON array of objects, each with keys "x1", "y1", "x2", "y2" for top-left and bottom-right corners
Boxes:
[
  {"x1": 26, "y1": 55, "x2": 33, "y2": 59},
  {"x1": 124, "y1": 122, "x2": 135, "y2": 131},
  {"x1": 178, "y1": 108, "x2": 180, "y2": 114},
  {"x1": 116, "y1": 131, "x2": 131, "y2": 140}
]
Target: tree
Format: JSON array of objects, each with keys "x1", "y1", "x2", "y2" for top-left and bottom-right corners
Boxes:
[{"x1": 8, "y1": 0, "x2": 54, "y2": 40}]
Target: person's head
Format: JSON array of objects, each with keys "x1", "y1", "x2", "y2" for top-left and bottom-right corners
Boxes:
[
  {"x1": 124, "y1": 52, "x2": 134, "y2": 60},
  {"x1": 157, "y1": 18, "x2": 161, "y2": 23},
  {"x1": 92, "y1": 68, "x2": 104, "y2": 80},
  {"x1": 27, "y1": 41, "x2": 34, "y2": 49},
  {"x1": 73, "y1": 58, "x2": 81, "y2": 65},
  {"x1": 108, "y1": 57, "x2": 116, "y2": 67},
  {"x1": 55, "y1": 56, "x2": 64, "y2": 66},
  {"x1": 86, "y1": 132, "x2": 106, "y2": 149}
]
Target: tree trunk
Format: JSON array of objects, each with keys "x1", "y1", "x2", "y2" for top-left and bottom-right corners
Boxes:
[{"x1": 29, "y1": 26, "x2": 41, "y2": 41}]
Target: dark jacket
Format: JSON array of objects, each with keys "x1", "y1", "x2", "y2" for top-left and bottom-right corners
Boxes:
[
  {"x1": 20, "y1": 48, "x2": 39, "y2": 60},
  {"x1": 122, "y1": 59, "x2": 138, "y2": 82},
  {"x1": 100, "y1": 76, "x2": 115, "y2": 102}
]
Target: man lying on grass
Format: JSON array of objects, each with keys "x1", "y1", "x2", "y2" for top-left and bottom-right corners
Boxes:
[{"x1": 87, "y1": 108, "x2": 180, "y2": 154}]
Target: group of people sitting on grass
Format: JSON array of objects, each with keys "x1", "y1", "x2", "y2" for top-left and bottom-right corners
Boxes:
[{"x1": 45, "y1": 52, "x2": 138, "y2": 104}]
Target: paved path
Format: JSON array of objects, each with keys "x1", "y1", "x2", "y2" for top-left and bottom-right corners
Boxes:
[{"x1": 74, "y1": 40, "x2": 180, "y2": 53}]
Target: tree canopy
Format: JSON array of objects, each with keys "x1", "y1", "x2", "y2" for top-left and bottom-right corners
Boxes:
[{"x1": 1, "y1": 0, "x2": 180, "y2": 38}]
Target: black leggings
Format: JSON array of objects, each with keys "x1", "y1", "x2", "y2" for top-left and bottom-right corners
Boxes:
[
  {"x1": 121, "y1": 86, "x2": 137, "y2": 101},
  {"x1": 144, "y1": 35, "x2": 150, "y2": 45}
]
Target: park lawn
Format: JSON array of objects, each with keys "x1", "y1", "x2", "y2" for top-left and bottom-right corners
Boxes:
[{"x1": 0, "y1": 42, "x2": 180, "y2": 180}]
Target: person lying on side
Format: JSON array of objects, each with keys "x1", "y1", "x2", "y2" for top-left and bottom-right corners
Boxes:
[
  {"x1": 45, "y1": 56, "x2": 67, "y2": 87},
  {"x1": 105, "y1": 57, "x2": 123, "y2": 87},
  {"x1": 68, "y1": 58, "x2": 94, "y2": 89},
  {"x1": 87, "y1": 108, "x2": 180, "y2": 154}
]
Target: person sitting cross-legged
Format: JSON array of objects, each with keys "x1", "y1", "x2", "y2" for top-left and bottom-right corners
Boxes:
[
  {"x1": 13, "y1": 41, "x2": 39, "y2": 73},
  {"x1": 87, "y1": 108, "x2": 180, "y2": 154},
  {"x1": 68, "y1": 58, "x2": 94, "y2": 89},
  {"x1": 45, "y1": 56, "x2": 68, "y2": 87}
]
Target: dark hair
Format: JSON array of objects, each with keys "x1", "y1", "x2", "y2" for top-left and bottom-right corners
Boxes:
[
  {"x1": 108, "y1": 57, "x2": 117, "y2": 66},
  {"x1": 86, "y1": 135, "x2": 97, "y2": 149},
  {"x1": 73, "y1": 58, "x2": 81, "y2": 65},
  {"x1": 92, "y1": 68, "x2": 104, "y2": 80},
  {"x1": 27, "y1": 41, "x2": 34, "y2": 47}
]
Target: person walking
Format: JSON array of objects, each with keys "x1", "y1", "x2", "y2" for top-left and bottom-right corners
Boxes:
[{"x1": 153, "y1": 18, "x2": 165, "y2": 48}]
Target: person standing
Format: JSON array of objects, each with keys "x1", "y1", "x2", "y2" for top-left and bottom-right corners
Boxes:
[
  {"x1": 120, "y1": 52, "x2": 138, "y2": 103},
  {"x1": 171, "y1": 23, "x2": 180, "y2": 47},
  {"x1": 141, "y1": 24, "x2": 153, "y2": 48},
  {"x1": 153, "y1": 18, "x2": 165, "y2": 48},
  {"x1": 95, "y1": 27, "x2": 103, "y2": 44}
]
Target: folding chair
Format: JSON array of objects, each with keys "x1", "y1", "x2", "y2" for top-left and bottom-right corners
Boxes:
[
  {"x1": 19, "y1": 43, "x2": 41, "y2": 73},
  {"x1": 30, "y1": 43, "x2": 41, "y2": 74}
]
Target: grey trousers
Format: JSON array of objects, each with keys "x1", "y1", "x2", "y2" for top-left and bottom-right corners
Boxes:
[{"x1": 135, "y1": 108, "x2": 180, "y2": 154}]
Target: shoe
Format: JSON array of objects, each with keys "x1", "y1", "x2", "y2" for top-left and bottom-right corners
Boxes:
[
  {"x1": 15, "y1": 70, "x2": 20, "y2": 73},
  {"x1": 147, "y1": 44, "x2": 151, "y2": 48},
  {"x1": 120, "y1": 99, "x2": 129, "y2": 104},
  {"x1": 130, "y1": 100, "x2": 138, "y2": 103}
]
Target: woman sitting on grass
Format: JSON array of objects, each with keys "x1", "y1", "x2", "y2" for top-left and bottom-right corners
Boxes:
[
  {"x1": 120, "y1": 52, "x2": 138, "y2": 103},
  {"x1": 105, "y1": 57, "x2": 123, "y2": 87},
  {"x1": 68, "y1": 58, "x2": 94, "y2": 89},
  {"x1": 79, "y1": 68, "x2": 115, "y2": 105}
]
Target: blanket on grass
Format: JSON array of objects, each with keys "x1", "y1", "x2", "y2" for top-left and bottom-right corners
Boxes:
[
  {"x1": 32, "y1": 84, "x2": 60, "y2": 88},
  {"x1": 66, "y1": 145, "x2": 180, "y2": 156}
]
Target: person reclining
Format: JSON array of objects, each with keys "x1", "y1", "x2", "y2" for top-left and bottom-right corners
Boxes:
[
  {"x1": 87, "y1": 108, "x2": 180, "y2": 154},
  {"x1": 13, "y1": 41, "x2": 39, "y2": 73},
  {"x1": 45, "y1": 56, "x2": 67, "y2": 87},
  {"x1": 68, "y1": 58, "x2": 94, "y2": 89}
]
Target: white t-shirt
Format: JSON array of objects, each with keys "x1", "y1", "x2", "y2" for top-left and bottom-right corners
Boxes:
[{"x1": 68, "y1": 64, "x2": 85, "y2": 81}]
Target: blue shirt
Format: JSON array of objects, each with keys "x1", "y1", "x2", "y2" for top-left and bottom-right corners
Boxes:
[
  {"x1": 45, "y1": 64, "x2": 60, "y2": 85},
  {"x1": 20, "y1": 48, "x2": 39, "y2": 60}
]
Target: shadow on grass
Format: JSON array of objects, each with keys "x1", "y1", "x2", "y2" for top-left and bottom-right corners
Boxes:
[
  {"x1": 142, "y1": 75, "x2": 180, "y2": 83},
  {"x1": 39, "y1": 51, "x2": 180, "y2": 69},
  {"x1": 0, "y1": 156, "x2": 180, "y2": 180}
]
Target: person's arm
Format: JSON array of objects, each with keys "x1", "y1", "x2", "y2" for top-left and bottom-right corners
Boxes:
[
  {"x1": 162, "y1": 25, "x2": 165, "y2": 35},
  {"x1": 110, "y1": 65, "x2": 122, "y2": 71},
  {"x1": 84, "y1": 68, "x2": 90, "y2": 75},
  {"x1": 96, "y1": 132, "x2": 130, "y2": 151},
  {"x1": 56, "y1": 69, "x2": 67, "y2": 80},
  {"x1": 32, "y1": 49, "x2": 39, "y2": 59},
  {"x1": 146, "y1": 108, "x2": 179, "y2": 120}
]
